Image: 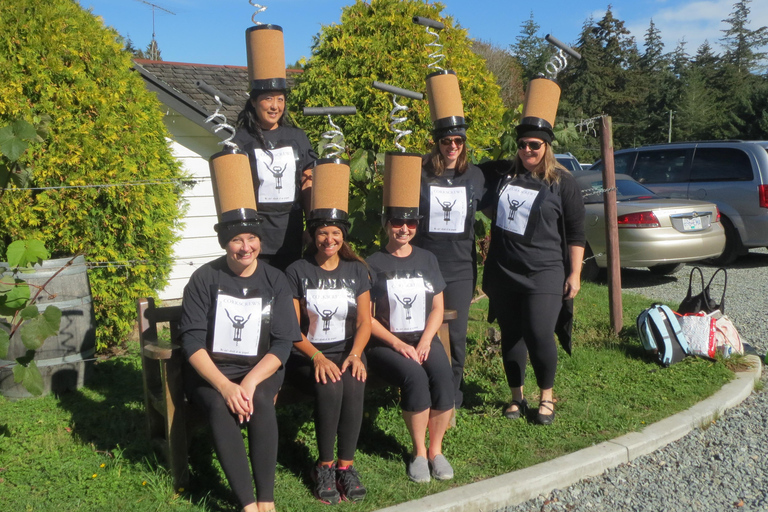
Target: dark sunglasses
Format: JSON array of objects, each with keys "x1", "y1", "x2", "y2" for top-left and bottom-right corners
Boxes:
[
  {"x1": 390, "y1": 219, "x2": 419, "y2": 229},
  {"x1": 517, "y1": 140, "x2": 544, "y2": 151},
  {"x1": 439, "y1": 137, "x2": 465, "y2": 147}
]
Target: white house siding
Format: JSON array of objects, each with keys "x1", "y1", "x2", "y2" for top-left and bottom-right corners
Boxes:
[{"x1": 159, "y1": 110, "x2": 225, "y2": 301}]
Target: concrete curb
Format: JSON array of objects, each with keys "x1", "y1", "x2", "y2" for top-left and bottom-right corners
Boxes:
[{"x1": 376, "y1": 355, "x2": 762, "y2": 512}]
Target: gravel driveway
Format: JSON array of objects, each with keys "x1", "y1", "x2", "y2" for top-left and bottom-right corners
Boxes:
[{"x1": 500, "y1": 248, "x2": 768, "y2": 512}]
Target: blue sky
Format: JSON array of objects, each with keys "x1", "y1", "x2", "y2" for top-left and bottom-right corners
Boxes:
[{"x1": 77, "y1": 0, "x2": 768, "y2": 67}]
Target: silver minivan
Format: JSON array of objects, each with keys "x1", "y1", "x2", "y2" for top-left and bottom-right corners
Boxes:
[{"x1": 592, "y1": 141, "x2": 768, "y2": 264}]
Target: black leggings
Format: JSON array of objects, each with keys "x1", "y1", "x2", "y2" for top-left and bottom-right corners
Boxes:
[
  {"x1": 495, "y1": 293, "x2": 561, "y2": 390},
  {"x1": 442, "y1": 278, "x2": 474, "y2": 408},
  {"x1": 285, "y1": 351, "x2": 366, "y2": 462},
  {"x1": 185, "y1": 367, "x2": 284, "y2": 508},
  {"x1": 366, "y1": 336, "x2": 454, "y2": 412}
]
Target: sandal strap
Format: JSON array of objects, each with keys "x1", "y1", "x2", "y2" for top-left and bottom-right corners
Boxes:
[{"x1": 539, "y1": 400, "x2": 555, "y2": 413}]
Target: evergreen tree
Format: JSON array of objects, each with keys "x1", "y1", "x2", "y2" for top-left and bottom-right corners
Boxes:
[
  {"x1": 559, "y1": 7, "x2": 643, "y2": 148},
  {"x1": 509, "y1": 12, "x2": 553, "y2": 82},
  {"x1": 720, "y1": 0, "x2": 768, "y2": 74},
  {"x1": 639, "y1": 19, "x2": 675, "y2": 143}
]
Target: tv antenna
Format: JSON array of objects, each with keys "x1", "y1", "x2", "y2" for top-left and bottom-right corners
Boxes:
[{"x1": 134, "y1": 0, "x2": 176, "y2": 60}]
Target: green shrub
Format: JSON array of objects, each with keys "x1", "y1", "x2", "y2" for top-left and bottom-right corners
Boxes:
[
  {"x1": 289, "y1": 0, "x2": 506, "y2": 157},
  {"x1": 0, "y1": 0, "x2": 185, "y2": 350}
]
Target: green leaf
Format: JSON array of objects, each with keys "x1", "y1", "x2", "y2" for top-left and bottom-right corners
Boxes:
[
  {"x1": 41, "y1": 306, "x2": 62, "y2": 333},
  {"x1": 20, "y1": 304, "x2": 39, "y2": 320},
  {"x1": 0, "y1": 276, "x2": 30, "y2": 312},
  {"x1": 0, "y1": 329, "x2": 9, "y2": 359},
  {"x1": 20, "y1": 313, "x2": 58, "y2": 350},
  {"x1": 7, "y1": 239, "x2": 49, "y2": 268},
  {"x1": 0, "y1": 124, "x2": 31, "y2": 162},
  {"x1": 13, "y1": 359, "x2": 44, "y2": 396}
]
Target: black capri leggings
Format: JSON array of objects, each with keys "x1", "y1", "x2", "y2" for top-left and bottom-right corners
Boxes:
[
  {"x1": 495, "y1": 292, "x2": 561, "y2": 390},
  {"x1": 284, "y1": 350, "x2": 366, "y2": 462},
  {"x1": 185, "y1": 366, "x2": 284, "y2": 508},
  {"x1": 442, "y1": 278, "x2": 474, "y2": 408},
  {"x1": 366, "y1": 336, "x2": 454, "y2": 412}
]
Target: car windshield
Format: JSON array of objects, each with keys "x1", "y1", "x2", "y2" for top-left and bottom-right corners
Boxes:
[
  {"x1": 580, "y1": 177, "x2": 656, "y2": 204},
  {"x1": 556, "y1": 157, "x2": 580, "y2": 171}
]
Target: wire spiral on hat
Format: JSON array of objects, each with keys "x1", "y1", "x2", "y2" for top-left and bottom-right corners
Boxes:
[
  {"x1": 204, "y1": 95, "x2": 238, "y2": 149},
  {"x1": 423, "y1": 26, "x2": 445, "y2": 71},
  {"x1": 389, "y1": 95, "x2": 413, "y2": 152},
  {"x1": 249, "y1": 1, "x2": 267, "y2": 25},
  {"x1": 320, "y1": 115, "x2": 346, "y2": 158},
  {"x1": 545, "y1": 49, "x2": 569, "y2": 79}
]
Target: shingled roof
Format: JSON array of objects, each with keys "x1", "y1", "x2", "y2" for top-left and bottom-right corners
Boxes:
[{"x1": 133, "y1": 59, "x2": 302, "y2": 137}]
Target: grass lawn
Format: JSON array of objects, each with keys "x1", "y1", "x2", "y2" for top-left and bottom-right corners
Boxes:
[{"x1": 0, "y1": 282, "x2": 734, "y2": 511}]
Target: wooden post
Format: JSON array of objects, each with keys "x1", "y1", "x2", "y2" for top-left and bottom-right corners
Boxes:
[{"x1": 600, "y1": 116, "x2": 623, "y2": 333}]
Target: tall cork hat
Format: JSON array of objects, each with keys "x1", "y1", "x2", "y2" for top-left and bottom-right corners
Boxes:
[
  {"x1": 209, "y1": 147, "x2": 263, "y2": 248},
  {"x1": 382, "y1": 152, "x2": 422, "y2": 221},
  {"x1": 308, "y1": 157, "x2": 351, "y2": 234},
  {"x1": 426, "y1": 69, "x2": 466, "y2": 140},
  {"x1": 516, "y1": 76, "x2": 561, "y2": 143},
  {"x1": 245, "y1": 24, "x2": 287, "y2": 93}
]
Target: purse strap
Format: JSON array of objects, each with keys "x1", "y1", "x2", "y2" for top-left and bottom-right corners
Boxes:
[
  {"x1": 704, "y1": 267, "x2": 727, "y2": 314},
  {"x1": 684, "y1": 266, "x2": 705, "y2": 301}
]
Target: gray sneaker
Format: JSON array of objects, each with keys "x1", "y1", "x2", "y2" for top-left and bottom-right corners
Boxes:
[
  {"x1": 407, "y1": 456, "x2": 430, "y2": 483},
  {"x1": 429, "y1": 454, "x2": 454, "y2": 480}
]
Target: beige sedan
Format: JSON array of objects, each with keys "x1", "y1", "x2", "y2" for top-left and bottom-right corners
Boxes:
[{"x1": 575, "y1": 171, "x2": 726, "y2": 280}]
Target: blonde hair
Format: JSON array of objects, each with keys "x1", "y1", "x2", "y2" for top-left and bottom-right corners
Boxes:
[{"x1": 515, "y1": 142, "x2": 567, "y2": 184}]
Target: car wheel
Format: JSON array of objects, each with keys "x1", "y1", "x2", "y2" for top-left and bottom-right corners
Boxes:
[
  {"x1": 581, "y1": 243, "x2": 601, "y2": 281},
  {"x1": 706, "y1": 216, "x2": 740, "y2": 266},
  {"x1": 648, "y1": 263, "x2": 685, "y2": 276}
]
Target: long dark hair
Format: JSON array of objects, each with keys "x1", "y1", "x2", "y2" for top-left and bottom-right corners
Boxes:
[
  {"x1": 423, "y1": 139, "x2": 468, "y2": 177},
  {"x1": 236, "y1": 90, "x2": 289, "y2": 150}
]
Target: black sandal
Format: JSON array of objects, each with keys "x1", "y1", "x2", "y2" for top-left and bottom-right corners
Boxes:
[
  {"x1": 503, "y1": 399, "x2": 528, "y2": 420},
  {"x1": 535, "y1": 400, "x2": 555, "y2": 425}
]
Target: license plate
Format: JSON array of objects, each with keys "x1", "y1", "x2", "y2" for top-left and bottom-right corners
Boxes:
[{"x1": 682, "y1": 216, "x2": 703, "y2": 231}]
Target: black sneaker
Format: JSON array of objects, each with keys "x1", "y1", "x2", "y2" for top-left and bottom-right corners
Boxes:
[
  {"x1": 311, "y1": 464, "x2": 340, "y2": 504},
  {"x1": 336, "y1": 465, "x2": 366, "y2": 502}
]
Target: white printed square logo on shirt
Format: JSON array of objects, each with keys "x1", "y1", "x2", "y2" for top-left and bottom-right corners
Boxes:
[
  {"x1": 254, "y1": 146, "x2": 296, "y2": 203},
  {"x1": 496, "y1": 184, "x2": 540, "y2": 235},
  {"x1": 213, "y1": 295, "x2": 263, "y2": 356},
  {"x1": 429, "y1": 186, "x2": 467, "y2": 234},
  {"x1": 306, "y1": 288, "x2": 349, "y2": 343},
  {"x1": 387, "y1": 277, "x2": 426, "y2": 333}
]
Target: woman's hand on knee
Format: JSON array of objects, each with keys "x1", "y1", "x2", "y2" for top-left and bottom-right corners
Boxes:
[
  {"x1": 342, "y1": 354, "x2": 367, "y2": 381},
  {"x1": 313, "y1": 353, "x2": 342, "y2": 384},
  {"x1": 415, "y1": 339, "x2": 431, "y2": 364},
  {"x1": 395, "y1": 340, "x2": 419, "y2": 361},
  {"x1": 219, "y1": 381, "x2": 253, "y2": 422}
]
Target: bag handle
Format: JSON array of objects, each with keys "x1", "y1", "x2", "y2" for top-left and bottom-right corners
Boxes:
[
  {"x1": 684, "y1": 266, "x2": 705, "y2": 301},
  {"x1": 704, "y1": 267, "x2": 727, "y2": 314}
]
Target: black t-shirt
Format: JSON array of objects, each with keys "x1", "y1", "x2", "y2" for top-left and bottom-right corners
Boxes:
[
  {"x1": 232, "y1": 126, "x2": 317, "y2": 261},
  {"x1": 482, "y1": 167, "x2": 586, "y2": 294},
  {"x1": 366, "y1": 246, "x2": 446, "y2": 345},
  {"x1": 179, "y1": 256, "x2": 301, "y2": 378},
  {"x1": 413, "y1": 163, "x2": 486, "y2": 282},
  {"x1": 285, "y1": 257, "x2": 371, "y2": 354}
]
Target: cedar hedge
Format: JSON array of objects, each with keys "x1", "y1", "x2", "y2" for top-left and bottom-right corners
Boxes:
[{"x1": 0, "y1": 0, "x2": 186, "y2": 350}]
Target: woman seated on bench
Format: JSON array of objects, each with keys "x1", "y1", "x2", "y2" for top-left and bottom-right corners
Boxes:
[
  {"x1": 284, "y1": 215, "x2": 371, "y2": 504},
  {"x1": 365, "y1": 203, "x2": 455, "y2": 484},
  {"x1": 179, "y1": 211, "x2": 301, "y2": 512}
]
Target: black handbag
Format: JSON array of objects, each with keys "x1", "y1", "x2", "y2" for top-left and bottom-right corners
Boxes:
[{"x1": 677, "y1": 267, "x2": 727, "y2": 315}]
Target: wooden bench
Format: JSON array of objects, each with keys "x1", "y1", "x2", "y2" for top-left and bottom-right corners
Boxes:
[{"x1": 137, "y1": 297, "x2": 455, "y2": 489}]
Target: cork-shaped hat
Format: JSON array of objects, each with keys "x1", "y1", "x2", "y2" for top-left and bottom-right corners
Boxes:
[
  {"x1": 383, "y1": 152, "x2": 422, "y2": 220},
  {"x1": 245, "y1": 25, "x2": 287, "y2": 93},
  {"x1": 309, "y1": 158, "x2": 351, "y2": 228},
  {"x1": 517, "y1": 76, "x2": 561, "y2": 142},
  {"x1": 209, "y1": 148, "x2": 263, "y2": 247},
  {"x1": 426, "y1": 70, "x2": 466, "y2": 134}
]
